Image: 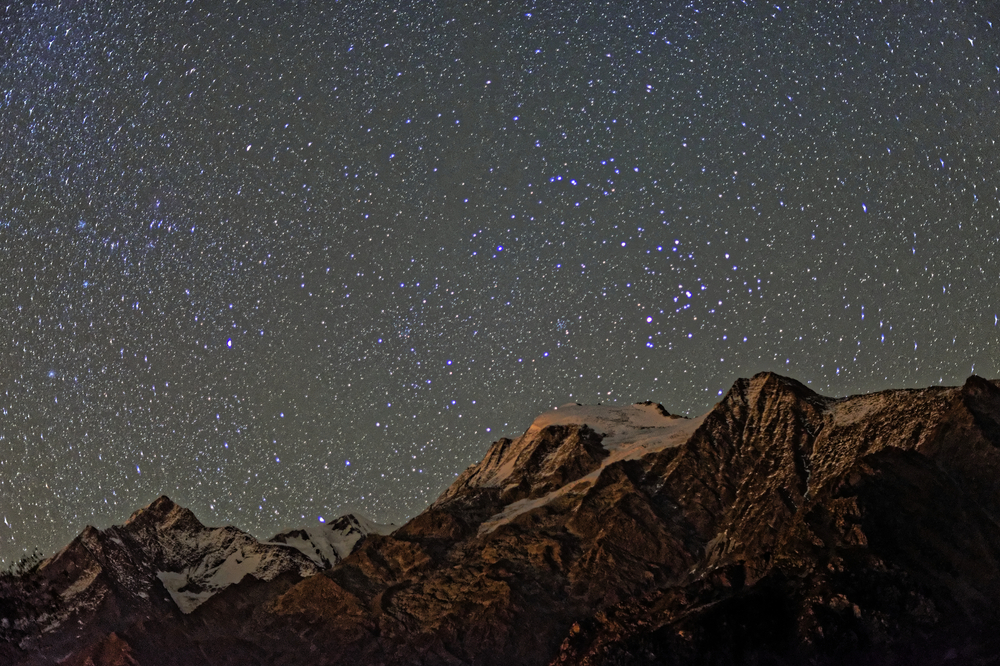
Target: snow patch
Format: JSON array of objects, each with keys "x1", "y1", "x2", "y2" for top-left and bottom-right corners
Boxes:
[
  {"x1": 156, "y1": 544, "x2": 311, "y2": 614},
  {"x1": 530, "y1": 402, "x2": 704, "y2": 460},
  {"x1": 155, "y1": 515, "x2": 392, "y2": 614},
  {"x1": 265, "y1": 515, "x2": 393, "y2": 568},
  {"x1": 157, "y1": 571, "x2": 217, "y2": 614},
  {"x1": 479, "y1": 403, "x2": 707, "y2": 533}
]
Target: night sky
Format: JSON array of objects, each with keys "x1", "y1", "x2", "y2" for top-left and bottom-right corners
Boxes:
[{"x1": 3, "y1": 0, "x2": 1000, "y2": 565}]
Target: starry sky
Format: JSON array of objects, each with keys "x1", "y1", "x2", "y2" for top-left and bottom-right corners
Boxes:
[{"x1": 2, "y1": 0, "x2": 1000, "y2": 565}]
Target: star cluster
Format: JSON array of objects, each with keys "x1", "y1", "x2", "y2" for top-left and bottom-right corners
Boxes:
[{"x1": 2, "y1": 0, "x2": 1000, "y2": 564}]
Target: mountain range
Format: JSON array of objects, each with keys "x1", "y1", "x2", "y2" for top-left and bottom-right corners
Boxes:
[{"x1": 5, "y1": 372, "x2": 1000, "y2": 665}]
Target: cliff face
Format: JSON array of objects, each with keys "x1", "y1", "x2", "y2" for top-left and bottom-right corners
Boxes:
[
  {"x1": 0, "y1": 497, "x2": 385, "y2": 664},
  {"x1": 7, "y1": 373, "x2": 1000, "y2": 665},
  {"x1": 553, "y1": 374, "x2": 1000, "y2": 665}
]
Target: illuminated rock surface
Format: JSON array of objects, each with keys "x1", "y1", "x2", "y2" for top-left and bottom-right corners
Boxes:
[{"x1": 5, "y1": 373, "x2": 1000, "y2": 665}]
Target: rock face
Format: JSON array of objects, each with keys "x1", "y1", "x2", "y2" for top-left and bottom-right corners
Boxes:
[
  {"x1": 7, "y1": 373, "x2": 1000, "y2": 665},
  {"x1": 0, "y1": 497, "x2": 387, "y2": 664}
]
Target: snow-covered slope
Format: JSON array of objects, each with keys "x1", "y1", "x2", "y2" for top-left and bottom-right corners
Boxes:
[
  {"x1": 152, "y1": 526, "x2": 317, "y2": 614},
  {"x1": 530, "y1": 401, "x2": 704, "y2": 462},
  {"x1": 34, "y1": 497, "x2": 386, "y2": 618},
  {"x1": 440, "y1": 401, "x2": 706, "y2": 533},
  {"x1": 265, "y1": 514, "x2": 394, "y2": 569}
]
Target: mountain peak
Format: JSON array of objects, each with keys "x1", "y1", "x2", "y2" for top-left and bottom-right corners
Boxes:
[
  {"x1": 124, "y1": 495, "x2": 203, "y2": 531},
  {"x1": 436, "y1": 399, "x2": 706, "y2": 528},
  {"x1": 265, "y1": 514, "x2": 394, "y2": 569},
  {"x1": 11, "y1": 374, "x2": 1000, "y2": 665},
  {"x1": 633, "y1": 400, "x2": 672, "y2": 417},
  {"x1": 746, "y1": 369, "x2": 825, "y2": 400}
]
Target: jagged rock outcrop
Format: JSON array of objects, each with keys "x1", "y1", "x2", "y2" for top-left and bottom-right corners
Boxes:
[
  {"x1": 551, "y1": 374, "x2": 1000, "y2": 665},
  {"x1": 7, "y1": 373, "x2": 1000, "y2": 665},
  {"x1": 0, "y1": 497, "x2": 386, "y2": 663}
]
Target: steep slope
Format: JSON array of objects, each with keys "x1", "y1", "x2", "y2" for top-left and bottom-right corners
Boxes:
[
  {"x1": 8, "y1": 372, "x2": 1000, "y2": 665},
  {"x1": 0, "y1": 497, "x2": 386, "y2": 662},
  {"x1": 253, "y1": 373, "x2": 1000, "y2": 666},
  {"x1": 553, "y1": 373, "x2": 1000, "y2": 664},
  {"x1": 265, "y1": 514, "x2": 386, "y2": 570}
]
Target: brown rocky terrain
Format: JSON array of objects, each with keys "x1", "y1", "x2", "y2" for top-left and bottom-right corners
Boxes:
[{"x1": 6, "y1": 372, "x2": 1000, "y2": 665}]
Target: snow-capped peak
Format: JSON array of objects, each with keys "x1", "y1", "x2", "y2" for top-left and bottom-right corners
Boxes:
[
  {"x1": 31, "y1": 496, "x2": 388, "y2": 617},
  {"x1": 265, "y1": 514, "x2": 395, "y2": 569}
]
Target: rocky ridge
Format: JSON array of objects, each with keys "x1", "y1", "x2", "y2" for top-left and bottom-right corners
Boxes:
[
  {"x1": 0, "y1": 497, "x2": 388, "y2": 662},
  {"x1": 6, "y1": 372, "x2": 1000, "y2": 665}
]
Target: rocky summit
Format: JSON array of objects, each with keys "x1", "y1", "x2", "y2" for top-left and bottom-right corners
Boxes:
[{"x1": 6, "y1": 372, "x2": 1000, "y2": 665}]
